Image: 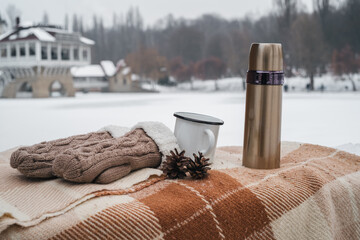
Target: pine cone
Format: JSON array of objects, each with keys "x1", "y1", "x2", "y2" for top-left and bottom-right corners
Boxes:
[
  {"x1": 163, "y1": 149, "x2": 190, "y2": 179},
  {"x1": 187, "y1": 152, "x2": 211, "y2": 179}
]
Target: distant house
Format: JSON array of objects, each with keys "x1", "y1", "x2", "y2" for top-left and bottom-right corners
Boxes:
[
  {"x1": 0, "y1": 18, "x2": 94, "y2": 98},
  {"x1": 108, "y1": 60, "x2": 142, "y2": 92},
  {"x1": 71, "y1": 60, "x2": 144, "y2": 93},
  {"x1": 71, "y1": 64, "x2": 108, "y2": 92}
]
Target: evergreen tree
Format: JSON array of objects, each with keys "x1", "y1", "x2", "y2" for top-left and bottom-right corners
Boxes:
[
  {"x1": 72, "y1": 14, "x2": 78, "y2": 32},
  {"x1": 64, "y1": 14, "x2": 69, "y2": 30},
  {"x1": 42, "y1": 12, "x2": 49, "y2": 25}
]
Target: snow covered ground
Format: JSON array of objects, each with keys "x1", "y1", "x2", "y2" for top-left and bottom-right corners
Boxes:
[
  {"x1": 0, "y1": 91, "x2": 359, "y2": 155},
  {"x1": 147, "y1": 74, "x2": 360, "y2": 92}
]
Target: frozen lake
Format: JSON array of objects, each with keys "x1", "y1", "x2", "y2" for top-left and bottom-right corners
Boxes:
[{"x1": 0, "y1": 92, "x2": 359, "y2": 152}]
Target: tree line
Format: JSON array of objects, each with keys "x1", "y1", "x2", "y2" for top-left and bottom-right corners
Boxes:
[{"x1": 3, "y1": 0, "x2": 360, "y2": 90}]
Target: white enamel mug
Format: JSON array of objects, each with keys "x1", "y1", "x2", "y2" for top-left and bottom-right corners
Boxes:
[{"x1": 174, "y1": 112, "x2": 224, "y2": 163}]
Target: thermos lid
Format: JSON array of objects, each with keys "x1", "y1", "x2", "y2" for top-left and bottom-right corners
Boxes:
[
  {"x1": 248, "y1": 43, "x2": 283, "y2": 71},
  {"x1": 174, "y1": 112, "x2": 224, "y2": 125}
]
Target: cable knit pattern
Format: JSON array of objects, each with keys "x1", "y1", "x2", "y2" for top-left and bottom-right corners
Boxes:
[
  {"x1": 52, "y1": 129, "x2": 161, "y2": 183},
  {"x1": 10, "y1": 131, "x2": 113, "y2": 178}
]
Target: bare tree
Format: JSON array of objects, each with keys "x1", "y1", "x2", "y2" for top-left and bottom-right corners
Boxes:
[
  {"x1": 290, "y1": 13, "x2": 327, "y2": 90},
  {"x1": 169, "y1": 25, "x2": 204, "y2": 64},
  {"x1": 228, "y1": 28, "x2": 252, "y2": 78},
  {"x1": 64, "y1": 14, "x2": 69, "y2": 30},
  {"x1": 168, "y1": 57, "x2": 184, "y2": 81},
  {"x1": 342, "y1": 0, "x2": 360, "y2": 53},
  {"x1": 0, "y1": 14, "x2": 8, "y2": 34},
  {"x1": 73, "y1": 0, "x2": 359, "y2": 85},
  {"x1": 42, "y1": 12, "x2": 49, "y2": 25},
  {"x1": 274, "y1": 0, "x2": 298, "y2": 30},
  {"x1": 274, "y1": 0, "x2": 299, "y2": 75},
  {"x1": 195, "y1": 57, "x2": 226, "y2": 90},
  {"x1": 313, "y1": 0, "x2": 331, "y2": 22},
  {"x1": 78, "y1": 16, "x2": 84, "y2": 33},
  {"x1": 332, "y1": 45, "x2": 358, "y2": 91},
  {"x1": 125, "y1": 48, "x2": 167, "y2": 82},
  {"x1": 72, "y1": 14, "x2": 78, "y2": 32},
  {"x1": 205, "y1": 34, "x2": 227, "y2": 60},
  {"x1": 6, "y1": 4, "x2": 21, "y2": 28},
  {"x1": 168, "y1": 57, "x2": 194, "y2": 84}
]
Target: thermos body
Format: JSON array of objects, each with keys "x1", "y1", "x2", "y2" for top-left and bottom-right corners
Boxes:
[
  {"x1": 242, "y1": 43, "x2": 284, "y2": 169},
  {"x1": 243, "y1": 84, "x2": 282, "y2": 169}
]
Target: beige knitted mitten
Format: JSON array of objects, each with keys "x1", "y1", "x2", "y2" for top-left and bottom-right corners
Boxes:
[
  {"x1": 10, "y1": 131, "x2": 113, "y2": 178},
  {"x1": 53, "y1": 128, "x2": 162, "y2": 183}
]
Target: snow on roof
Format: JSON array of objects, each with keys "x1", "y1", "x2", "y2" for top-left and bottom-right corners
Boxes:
[
  {"x1": 71, "y1": 65, "x2": 105, "y2": 78},
  {"x1": 0, "y1": 31, "x2": 12, "y2": 41},
  {"x1": 121, "y1": 67, "x2": 131, "y2": 75},
  {"x1": 19, "y1": 21, "x2": 34, "y2": 28},
  {"x1": 1, "y1": 27, "x2": 55, "y2": 42},
  {"x1": 100, "y1": 61, "x2": 116, "y2": 76},
  {"x1": 31, "y1": 28, "x2": 56, "y2": 42},
  {"x1": 9, "y1": 29, "x2": 31, "y2": 40},
  {"x1": 116, "y1": 59, "x2": 127, "y2": 68},
  {"x1": 131, "y1": 74, "x2": 140, "y2": 81},
  {"x1": 0, "y1": 27, "x2": 94, "y2": 44},
  {"x1": 80, "y1": 37, "x2": 95, "y2": 45},
  {"x1": 37, "y1": 28, "x2": 95, "y2": 45},
  {"x1": 43, "y1": 27, "x2": 72, "y2": 34}
]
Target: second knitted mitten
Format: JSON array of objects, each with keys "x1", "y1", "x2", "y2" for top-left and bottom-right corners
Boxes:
[
  {"x1": 53, "y1": 122, "x2": 179, "y2": 183},
  {"x1": 53, "y1": 129, "x2": 161, "y2": 183}
]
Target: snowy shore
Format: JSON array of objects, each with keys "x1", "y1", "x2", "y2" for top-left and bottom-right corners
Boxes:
[
  {"x1": 0, "y1": 91, "x2": 359, "y2": 155},
  {"x1": 145, "y1": 74, "x2": 360, "y2": 93}
]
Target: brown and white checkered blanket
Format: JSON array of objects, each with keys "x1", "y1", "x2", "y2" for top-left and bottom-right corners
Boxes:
[{"x1": 1, "y1": 142, "x2": 359, "y2": 239}]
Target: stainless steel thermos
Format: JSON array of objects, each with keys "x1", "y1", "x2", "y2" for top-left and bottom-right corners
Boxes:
[{"x1": 242, "y1": 43, "x2": 284, "y2": 169}]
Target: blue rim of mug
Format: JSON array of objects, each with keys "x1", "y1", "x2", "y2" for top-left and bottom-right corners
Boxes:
[{"x1": 174, "y1": 112, "x2": 224, "y2": 126}]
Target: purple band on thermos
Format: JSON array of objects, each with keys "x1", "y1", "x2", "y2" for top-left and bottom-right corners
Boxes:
[{"x1": 246, "y1": 70, "x2": 284, "y2": 85}]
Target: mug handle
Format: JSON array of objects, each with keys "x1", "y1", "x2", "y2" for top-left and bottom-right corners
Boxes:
[{"x1": 200, "y1": 129, "x2": 215, "y2": 156}]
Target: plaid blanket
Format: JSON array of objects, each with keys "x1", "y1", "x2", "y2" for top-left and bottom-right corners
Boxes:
[{"x1": 1, "y1": 142, "x2": 359, "y2": 239}]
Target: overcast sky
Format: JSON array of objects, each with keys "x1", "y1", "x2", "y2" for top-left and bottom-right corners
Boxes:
[{"x1": 2, "y1": 0, "x2": 314, "y2": 28}]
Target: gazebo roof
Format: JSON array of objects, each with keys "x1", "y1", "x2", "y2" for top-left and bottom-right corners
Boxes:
[{"x1": 0, "y1": 25, "x2": 94, "y2": 45}]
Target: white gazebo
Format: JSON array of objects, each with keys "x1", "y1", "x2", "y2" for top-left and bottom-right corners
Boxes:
[{"x1": 0, "y1": 19, "x2": 95, "y2": 98}]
